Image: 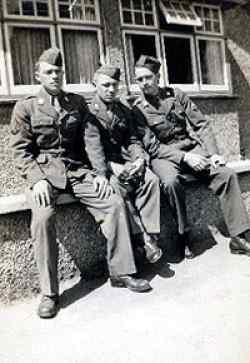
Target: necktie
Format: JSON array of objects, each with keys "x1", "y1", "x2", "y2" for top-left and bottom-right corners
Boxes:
[
  {"x1": 51, "y1": 96, "x2": 61, "y2": 113},
  {"x1": 106, "y1": 104, "x2": 114, "y2": 124}
]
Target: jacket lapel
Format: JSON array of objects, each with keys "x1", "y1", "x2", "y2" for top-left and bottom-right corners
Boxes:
[{"x1": 91, "y1": 95, "x2": 111, "y2": 129}]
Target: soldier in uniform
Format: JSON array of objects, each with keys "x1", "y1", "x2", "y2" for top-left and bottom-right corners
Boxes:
[
  {"x1": 10, "y1": 48, "x2": 152, "y2": 319},
  {"x1": 132, "y1": 55, "x2": 250, "y2": 258},
  {"x1": 85, "y1": 65, "x2": 162, "y2": 265}
]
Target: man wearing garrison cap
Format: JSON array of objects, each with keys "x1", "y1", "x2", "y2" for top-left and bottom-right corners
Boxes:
[
  {"x1": 133, "y1": 54, "x2": 250, "y2": 259},
  {"x1": 85, "y1": 64, "x2": 162, "y2": 265},
  {"x1": 10, "y1": 49, "x2": 152, "y2": 319}
]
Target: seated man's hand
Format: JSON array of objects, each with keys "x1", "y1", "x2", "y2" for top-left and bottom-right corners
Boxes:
[
  {"x1": 32, "y1": 180, "x2": 52, "y2": 208},
  {"x1": 183, "y1": 152, "x2": 209, "y2": 172},
  {"x1": 128, "y1": 158, "x2": 145, "y2": 177},
  {"x1": 93, "y1": 175, "x2": 113, "y2": 199},
  {"x1": 210, "y1": 154, "x2": 226, "y2": 169}
]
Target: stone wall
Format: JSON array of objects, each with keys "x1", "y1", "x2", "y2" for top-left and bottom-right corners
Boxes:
[{"x1": 224, "y1": 4, "x2": 250, "y2": 158}]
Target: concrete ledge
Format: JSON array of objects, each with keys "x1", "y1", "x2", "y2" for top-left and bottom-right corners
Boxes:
[
  {"x1": 1, "y1": 159, "x2": 250, "y2": 216},
  {"x1": 0, "y1": 193, "x2": 77, "y2": 215}
]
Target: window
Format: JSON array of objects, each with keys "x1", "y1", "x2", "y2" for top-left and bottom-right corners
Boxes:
[
  {"x1": 0, "y1": 0, "x2": 103, "y2": 95},
  {"x1": 159, "y1": 0, "x2": 202, "y2": 27},
  {"x1": 123, "y1": 1, "x2": 230, "y2": 94},
  {"x1": 194, "y1": 4, "x2": 223, "y2": 35},
  {"x1": 56, "y1": 0, "x2": 100, "y2": 23},
  {"x1": 58, "y1": 26, "x2": 103, "y2": 91},
  {"x1": 194, "y1": 4, "x2": 227, "y2": 91},
  {"x1": 196, "y1": 37, "x2": 227, "y2": 90},
  {"x1": 5, "y1": 23, "x2": 55, "y2": 94},
  {"x1": 4, "y1": 0, "x2": 52, "y2": 18},
  {"x1": 120, "y1": 0, "x2": 157, "y2": 27},
  {"x1": 124, "y1": 31, "x2": 160, "y2": 84},
  {"x1": 161, "y1": 33, "x2": 198, "y2": 91}
]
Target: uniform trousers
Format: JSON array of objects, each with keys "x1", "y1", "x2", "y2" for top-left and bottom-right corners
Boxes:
[
  {"x1": 151, "y1": 158, "x2": 250, "y2": 237},
  {"x1": 26, "y1": 171, "x2": 137, "y2": 297},
  {"x1": 109, "y1": 165, "x2": 161, "y2": 236}
]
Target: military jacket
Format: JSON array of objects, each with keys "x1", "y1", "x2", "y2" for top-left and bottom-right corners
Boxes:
[
  {"x1": 85, "y1": 95, "x2": 145, "y2": 177},
  {"x1": 133, "y1": 87, "x2": 219, "y2": 164},
  {"x1": 10, "y1": 87, "x2": 92, "y2": 189}
]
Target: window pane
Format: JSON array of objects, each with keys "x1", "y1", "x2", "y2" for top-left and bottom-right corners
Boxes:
[
  {"x1": 205, "y1": 19, "x2": 212, "y2": 32},
  {"x1": 125, "y1": 33, "x2": 157, "y2": 82},
  {"x1": 213, "y1": 21, "x2": 220, "y2": 33},
  {"x1": 145, "y1": 13, "x2": 154, "y2": 25},
  {"x1": 133, "y1": 0, "x2": 142, "y2": 10},
  {"x1": 122, "y1": 0, "x2": 131, "y2": 8},
  {"x1": 22, "y1": 1, "x2": 35, "y2": 15},
  {"x1": 59, "y1": 4, "x2": 70, "y2": 17},
  {"x1": 85, "y1": 6, "x2": 96, "y2": 21},
  {"x1": 144, "y1": 0, "x2": 152, "y2": 11},
  {"x1": 37, "y1": 2, "x2": 49, "y2": 16},
  {"x1": 9, "y1": 26, "x2": 51, "y2": 85},
  {"x1": 62, "y1": 29, "x2": 100, "y2": 84},
  {"x1": 123, "y1": 10, "x2": 132, "y2": 23},
  {"x1": 198, "y1": 39, "x2": 224, "y2": 85},
  {"x1": 72, "y1": 5, "x2": 83, "y2": 19},
  {"x1": 134, "y1": 11, "x2": 143, "y2": 24},
  {"x1": 6, "y1": 0, "x2": 20, "y2": 15},
  {"x1": 164, "y1": 36, "x2": 194, "y2": 84}
]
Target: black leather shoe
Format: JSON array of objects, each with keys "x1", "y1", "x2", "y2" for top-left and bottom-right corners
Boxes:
[
  {"x1": 144, "y1": 239, "x2": 162, "y2": 263},
  {"x1": 229, "y1": 236, "x2": 250, "y2": 256},
  {"x1": 110, "y1": 275, "x2": 152, "y2": 292},
  {"x1": 38, "y1": 295, "x2": 59, "y2": 319}
]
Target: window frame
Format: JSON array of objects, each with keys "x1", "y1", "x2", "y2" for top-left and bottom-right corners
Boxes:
[
  {"x1": 3, "y1": 0, "x2": 53, "y2": 21},
  {"x1": 57, "y1": 24, "x2": 104, "y2": 92},
  {"x1": 0, "y1": 25, "x2": 8, "y2": 95},
  {"x1": 160, "y1": 31, "x2": 199, "y2": 92},
  {"x1": 193, "y1": 3, "x2": 224, "y2": 36},
  {"x1": 55, "y1": 0, "x2": 101, "y2": 25},
  {"x1": 122, "y1": 29, "x2": 162, "y2": 92},
  {"x1": 195, "y1": 34, "x2": 229, "y2": 92},
  {"x1": 4, "y1": 22, "x2": 56, "y2": 95},
  {"x1": 119, "y1": 0, "x2": 158, "y2": 29}
]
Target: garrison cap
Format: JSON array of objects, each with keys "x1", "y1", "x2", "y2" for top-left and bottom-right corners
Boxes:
[
  {"x1": 135, "y1": 55, "x2": 161, "y2": 74},
  {"x1": 38, "y1": 47, "x2": 63, "y2": 66},
  {"x1": 95, "y1": 65, "x2": 120, "y2": 81}
]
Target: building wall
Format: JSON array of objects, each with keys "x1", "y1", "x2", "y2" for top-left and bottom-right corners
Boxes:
[{"x1": 224, "y1": 3, "x2": 250, "y2": 159}]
